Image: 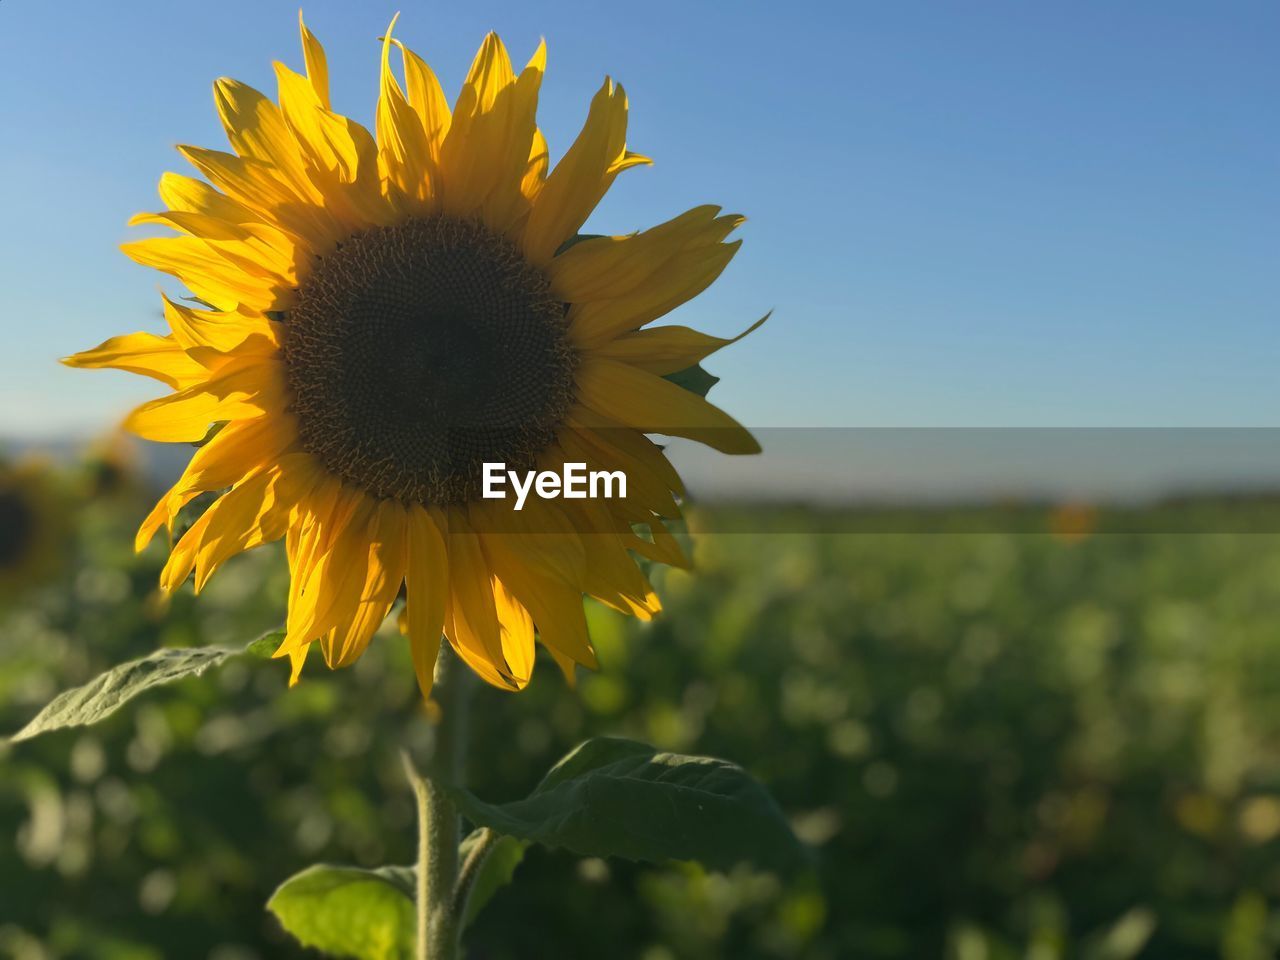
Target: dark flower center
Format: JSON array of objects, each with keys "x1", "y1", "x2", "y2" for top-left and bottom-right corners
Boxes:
[
  {"x1": 282, "y1": 217, "x2": 576, "y2": 504},
  {"x1": 0, "y1": 486, "x2": 35, "y2": 570}
]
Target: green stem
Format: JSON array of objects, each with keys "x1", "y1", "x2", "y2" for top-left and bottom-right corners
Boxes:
[{"x1": 404, "y1": 643, "x2": 470, "y2": 960}]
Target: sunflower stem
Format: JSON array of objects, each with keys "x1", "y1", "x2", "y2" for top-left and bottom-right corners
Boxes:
[{"x1": 405, "y1": 643, "x2": 469, "y2": 960}]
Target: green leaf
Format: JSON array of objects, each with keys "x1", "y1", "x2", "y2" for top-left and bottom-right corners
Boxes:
[
  {"x1": 664, "y1": 363, "x2": 720, "y2": 398},
  {"x1": 459, "y1": 830, "x2": 527, "y2": 928},
  {"x1": 267, "y1": 864, "x2": 416, "y2": 960},
  {"x1": 7, "y1": 631, "x2": 283, "y2": 743},
  {"x1": 438, "y1": 737, "x2": 806, "y2": 876},
  {"x1": 244, "y1": 629, "x2": 286, "y2": 659},
  {"x1": 267, "y1": 831, "x2": 525, "y2": 954}
]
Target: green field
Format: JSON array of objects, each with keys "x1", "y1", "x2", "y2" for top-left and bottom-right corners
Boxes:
[{"x1": 4, "y1": 489, "x2": 1280, "y2": 959}]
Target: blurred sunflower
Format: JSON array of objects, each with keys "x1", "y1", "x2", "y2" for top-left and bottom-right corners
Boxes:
[
  {"x1": 65, "y1": 15, "x2": 760, "y2": 696},
  {"x1": 0, "y1": 461, "x2": 68, "y2": 601},
  {"x1": 79, "y1": 430, "x2": 144, "y2": 502}
]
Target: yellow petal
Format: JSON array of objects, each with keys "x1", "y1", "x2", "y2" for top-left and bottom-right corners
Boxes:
[
  {"x1": 590, "y1": 313, "x2": 769, "y2": 375},
  {"x1": 376, "y1": 16, "x2": 433, "y2": 210},
  {"x1": 136, "y1": 498, "x2": 171, "y2": 554},
  {"x1": 158, "y1": 454, "x2": 314, "y2": 594},
  {"x1": 547, "y1": 646, "x2": 579, "y2": 687},
  {"x1": 626, "y1": 520, "x2": 691, "y2": 570},
  {"x1": 323, "y1": 499, "x2": 407, "y2": 668},
  {"x1": 549, "y1": 206, "x2": 737, "y2": 300},
  {"x1": 468, "y1": 496, "x2": 585, "y2": 586},
  {"x1": 557, "y1": 427, "x2": 680, "y2": 519},
  {"x1": 213, "y1": 77, "x2": 318, "y2": 203},
  {"x1": 281, "y1": 490, "x2": 372, "y2": 657},
  {"x1": 136, "y1": 412, "x2": 297, "y2": 551},
  {"x1": 522, "y1": 79, "x2": 649, "y2": 265},
  {"x1": 299, "y1": 11, "x2": 331, "y2": 109},
  {"x1": 442, "y1": 30, "x2": 520, "y2": 176},
  {"x1": 483, "y1": 42, "x2": 546, "y2": 233},
  {"x1": 178, "y1": 145, "x2": 341, "y2": 250},
  {"x1": 478, "y1": 530, "x2": 598, "y2": 671},
  {"x1": 559, "y1": 495, "x2": 663, "y2": 582},
  {"x1": 158, "y1": 471, "x2": 267, "y2": 594},
  {"x1": 464, "y1": 32, "x2": 516, "y2": 111},
  {"x1": 282, "y1": 478, "x2": 348, "y2": 650},
  {"x1": 574, "y1": 522, "x2": 663, "y2": 618},
  {"x1": 161, "y1": 293, "x2": 280, "y2": 357},
  {"x1": 404, "y1": 504, "x2": 449, "y2": 699},
  {"x1": 445, "y1": 511, "x2": 518, "y2": 689},
  {"x1": 399, "y1": 42, "x2": 451, "y2": 160},
  {"x1": 129, "y1": 222, "x2": 300, "y2": 298},
  {"x1": 493, "y1": 578, "x2": 535, "y2": 687},
  {"x1": 407, "y1": 631, "x2": 442, "y2": 702},
  {"x1": 61, "y1": 332, "x2": 209, "y2": 389},
  {"x1": 120, "y1": 236, "x2": 288, "y2": 313},
  {"x1": 274, "y1": 61, "x2": 388, "y2": 229},
  {"x1": 575, "y1": 358, "x2": 759, "y2": 455},
  {"x1": 188, "y1": 452, "x2": 324, "y2": 592},
  {"x1": 438, "y1": 34, "x2": 543, "y2": 233},
  {"x1": 286, "y1": 643, "x2": 311, "y2": 687},
  {"x1": 522, "y1": 127, "x2": 549, "y2": 202},
  {"x1": 157, "y1": 172, "x2": 259, "y2": 224},
  {"x1": 566, "y1": 407, "x2": 686, "y2": 498},
  {"x1": 123, "y1": 356, "x2": 284, "y2": 442},
  {"x1": 128, "y1": 210, "x2": 299, "y2": 277},
  {"x1": 553, "y1": 205, "x2": 743, "y2": 350},
  {"x1": 569, "y1": 243, "x2": 739, "y2": 350}
]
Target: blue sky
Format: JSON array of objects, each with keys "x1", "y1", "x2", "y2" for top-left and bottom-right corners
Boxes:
[{"x1": 1, "y1": 0, "x2": 1276, "y2": 436}]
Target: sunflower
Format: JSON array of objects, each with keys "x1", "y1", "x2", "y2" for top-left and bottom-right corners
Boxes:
[
  {"x1": 0, "y1": 460, "x2": 68, "y2": 601},
  {"x1": 79, "y1": 430, "x2": 144, "y2": 501},
  {"x1": 65, "y1": 15, "x2": 760, "y2": 697}
]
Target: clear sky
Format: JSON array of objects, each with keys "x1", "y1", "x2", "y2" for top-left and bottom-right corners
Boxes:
[{"x1": 1, "y1": 0, "x2": 1276, "y2": 437}]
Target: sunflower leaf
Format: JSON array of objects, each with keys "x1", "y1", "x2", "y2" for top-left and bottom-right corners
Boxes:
[
  {"x1": 459, "y1": 830, "x2": 528, "y2": 928},
  {"x1": 244, "y1": 629, "x2": 286, "y2": 659},
  {"x1": 267, "y1": 864, "x2": 416, "y2": 960},
  {"x1": 664, "y1": 363, "x2": 720, "y2": 398},
  {"x1": 436, "y1": 737, "x2": 807, "y2": 876},
  {"x1": 6, "y1": 630, "x2": 283, "y2": 743}
]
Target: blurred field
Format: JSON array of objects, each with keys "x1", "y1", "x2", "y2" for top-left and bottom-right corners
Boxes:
[{"x1": 4, "y1": 470, "x2": 1280, "y2": 959}]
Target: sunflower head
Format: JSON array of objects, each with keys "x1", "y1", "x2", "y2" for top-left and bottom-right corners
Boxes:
[
  {"x1": 283, "y1": 215, "x2": 577, "y2": 505},
  {"x1": 79, "y1": 431, "x2": 144, "y2": 501},
  {"x1": 65, "y1": 14, "x2": 762, "y2": 697},
  {"x1": 0, "y1": 460, "x2": 69, "y2": 601}
]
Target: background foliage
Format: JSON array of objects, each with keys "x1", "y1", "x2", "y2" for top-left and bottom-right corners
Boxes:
[{"x1": 4, "y1": 455, "x2": 1280, "y2": 959}]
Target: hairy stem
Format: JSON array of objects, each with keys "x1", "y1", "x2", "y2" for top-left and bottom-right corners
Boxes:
[{"x1": 405, "y1": 643, "x2": 469, "y2": 960}]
